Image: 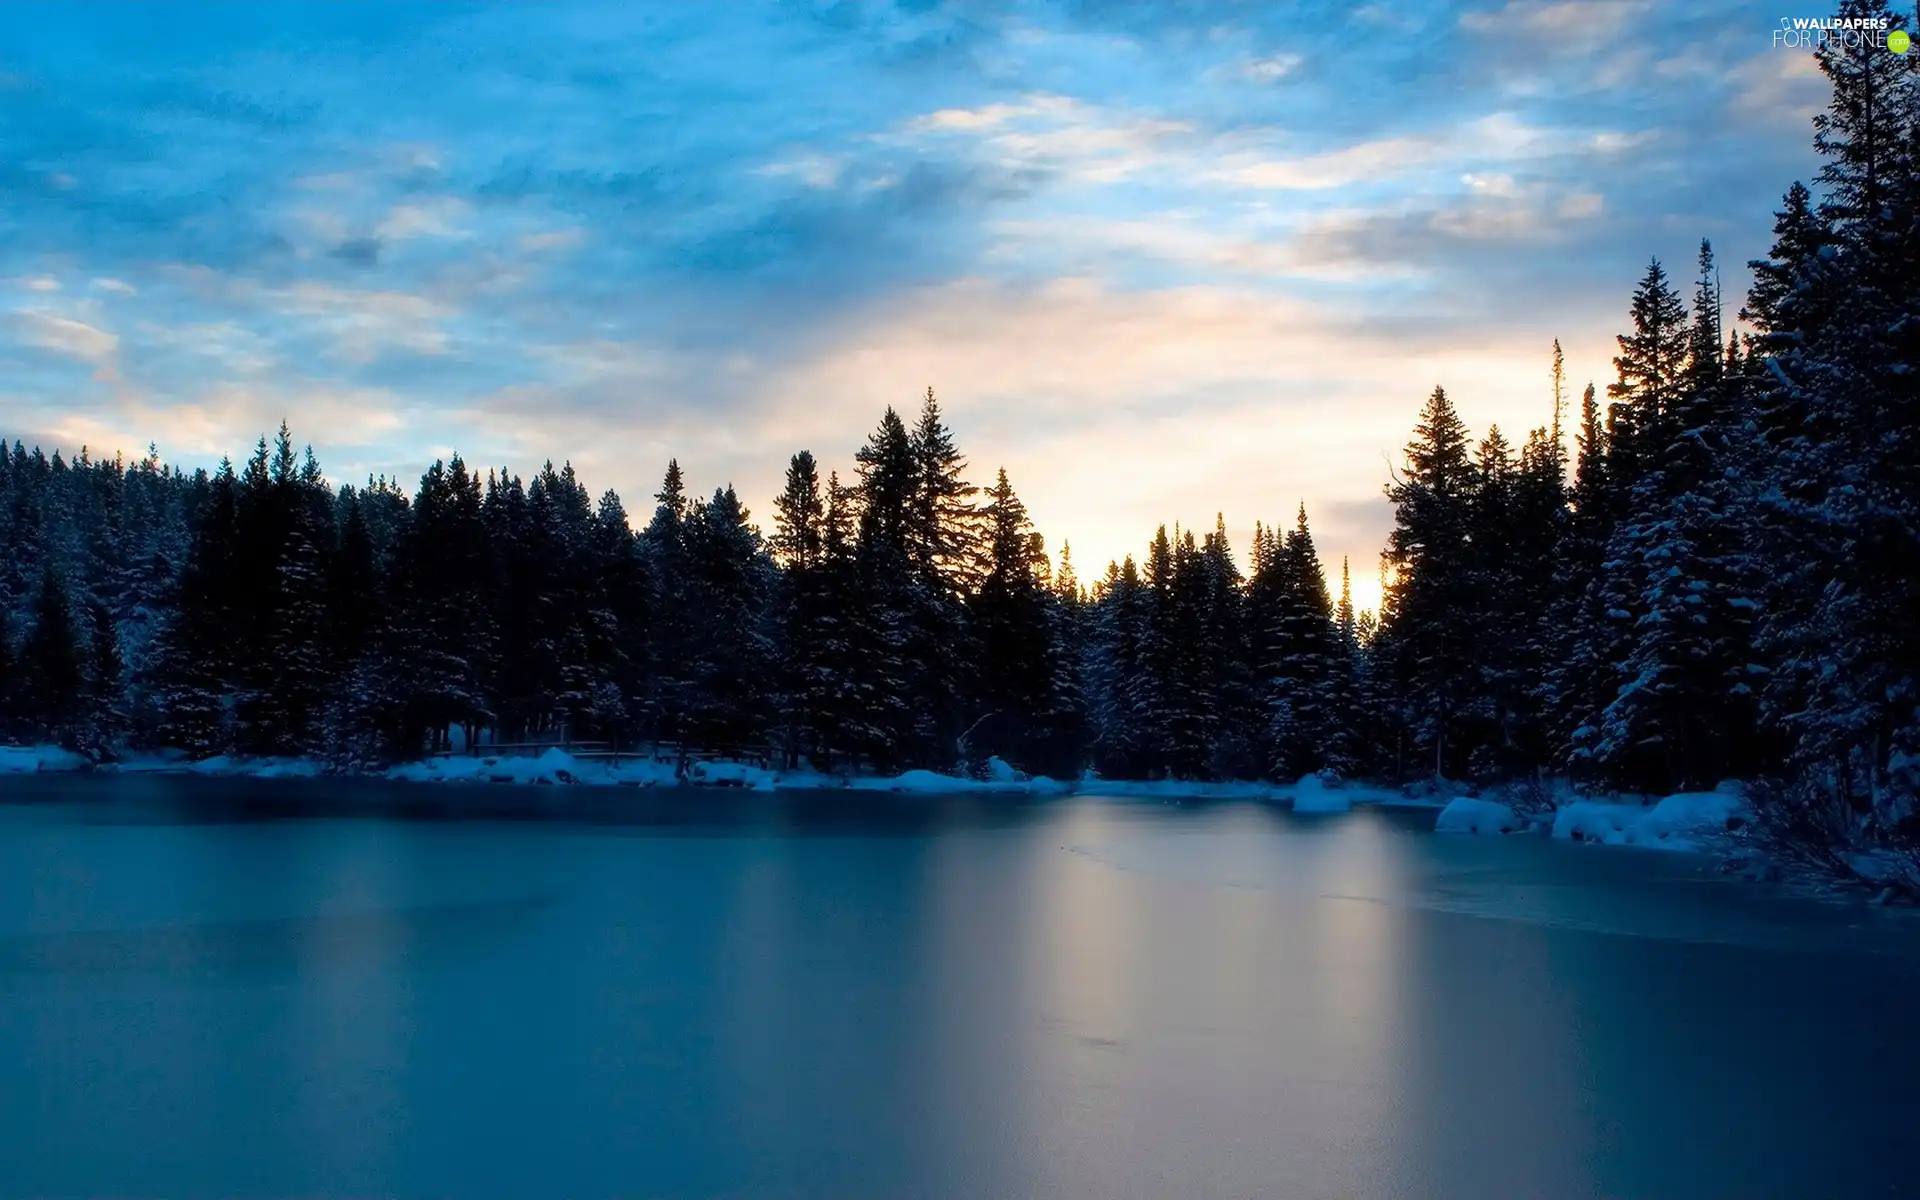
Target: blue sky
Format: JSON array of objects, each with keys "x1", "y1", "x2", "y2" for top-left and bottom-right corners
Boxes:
[{"x1": 0, "y1": 0, "x2": 1831, "y2": 611}]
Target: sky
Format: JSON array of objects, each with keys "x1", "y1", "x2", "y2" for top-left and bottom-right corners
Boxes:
[{"x1": 0, "y1": 0, "x2": 1835, "y2": 615}]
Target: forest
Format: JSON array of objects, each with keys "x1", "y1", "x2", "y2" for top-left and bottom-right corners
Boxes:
[{"x1": 1, "y1": 17, "x2": 1916, "y2": 860}]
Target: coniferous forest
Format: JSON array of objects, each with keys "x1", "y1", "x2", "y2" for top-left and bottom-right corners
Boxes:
[{"x1": 1, "y1": 19, "x2": 1917, "y2": 862}]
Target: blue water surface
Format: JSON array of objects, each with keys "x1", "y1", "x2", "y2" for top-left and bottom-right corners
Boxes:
[{"x1": 1, "y1": 774, "x2": 1916, "y2": 1199}]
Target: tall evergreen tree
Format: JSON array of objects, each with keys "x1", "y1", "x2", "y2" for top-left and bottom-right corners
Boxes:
[
  {"x1": 21, "y1": 564, "x2": 84, "y2": 742},
  {"x1": 967, "y1": 468, "x2": 1054, "y2": 773},
  {"x1": 1377, "y1": 385, "x2": 1478, "y2": 778}
]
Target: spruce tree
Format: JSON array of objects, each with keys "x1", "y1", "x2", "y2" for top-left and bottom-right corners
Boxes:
[
  {"x1": 684, "y1": 486, "x2": 775, "y2": 754},
  {"x1": 1266, "y1": 505, "x2": 1340, "y2": 779},
  {"x1": 967, "y1": 468, "x2": 1053, "y2": 773},
  {"x1": 1377, "y1": 385, "x2": 1477, "y2": 779},
  {"x1": 22, "y1": 564, "x2": 84, "y2": 742}
]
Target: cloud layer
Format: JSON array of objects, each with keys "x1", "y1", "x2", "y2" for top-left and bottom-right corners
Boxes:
[{"x1": 0, "y1": 0, "x2": 1828, "y2": 613}]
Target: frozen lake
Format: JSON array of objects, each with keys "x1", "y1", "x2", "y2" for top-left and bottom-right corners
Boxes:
[{"x1": 2, "y1": 774, "x2": 1917, "y2": 1198}]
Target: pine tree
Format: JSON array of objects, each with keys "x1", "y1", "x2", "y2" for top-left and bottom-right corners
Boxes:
[
  {"x1": 21, "y1": 564, "x2": 84, "y2": 742},
  {"x1": 1747, "y1": 0, "x2": 1920, "y2": 820},
  {"x1": 390, "y1": 456, "x2": 493, "y2": 754},
  {"x1": 967, "y1": 468, "x2": 1054, "y2": 774},
  {"x1": 684, "y1": 486, "x2": 774, "y2": 754},
  {"x1": 769, "y1": 454, "x2": 829, "y2": 767},
  {"x1": 590, "y1": 487, "x2": 647, "y2": 749},
  {"x1": 1042, "y1": 542, "x2": 1090, "y2": 777},
  {"x1": 1088, "y1": 556, "x2": 1153, "y2": 778},
  {"x1": 1605, "y1": 258, "x2": 1690, "y2": 492},
  {"x1": 1265, "y1": 505, "x2": 1340, "y2": 779},
  {"x1": 903, "y1": 391, "x2": 978, "y2": 767},
  {"x1": 641, "y1": 459, "x2": 696, "y2": 748},
  {"x1": 1377, "y1": 385, "x2": 1478, "y2": 779},
  {"x1": 153, "y1": 461, "x2": 239, "y2": 756},
  {"x1": 78, "y1": 600, "x2": 127, "y2": 757}
]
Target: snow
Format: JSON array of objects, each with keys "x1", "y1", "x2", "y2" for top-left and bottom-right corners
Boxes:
[
  {"x1": 0, "y1": 745, "x2": 1755, "y2": 862},
  {"x1": 389, "y1": 752, "x2": 1065, "y2": 795},
  {"x1": 1551, "y1": 790, "x2": 1749, "y2": 852},
  {"x1": 0, "y1": 745, "x2": 88, "y2": 774},
  {"x1": 0, "y1": 743, "x2": 1406, "y2": 809},
  {"x1": 183, "y1": 755, "x2": 323, "y2": 780},
  {"x1": 1434, "y1": 797, "x2": 1526, "y2": 835},
  {"x1": 1289, "y1": 774, "x2": 1352, "y2": 814}
]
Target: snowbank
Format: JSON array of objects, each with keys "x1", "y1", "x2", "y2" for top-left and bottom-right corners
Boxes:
[
  {"x1": 0, "y1": 745, "x2": 89, "y2": 774},
  {"x1": 0, "y1": 743, "x2": 1540, "y2": 820},
  {"x1": 1435, "y1": 786, "x2": 1749, "y2": 852},
  {"x1": 182, "y1": 755, "x2": 323, "y2": 780},
  {"x1": 1552, "y1": 790, "x2": 1749, "y2": 852},
  {"x1": 1434, "y1": 797, "x2": 1526, "y2": 835},
  {"x1": 390, "y1": 751, "x2": 1069, "y2": 795},
  {"x1": 1289, "y1": 774, "x2": 1353, "y2": 814}
]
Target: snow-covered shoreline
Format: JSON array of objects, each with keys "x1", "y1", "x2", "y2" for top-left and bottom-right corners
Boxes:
[
  {"x1": 2, "y1": 744, "x2": 1413, "y2": 811},
  {"x1": 3, "y1": 742, "x2": 1765, "y2": 859},
  {"x1": 1434, "y1": 786, "x2": 1752, "y2": 853}
]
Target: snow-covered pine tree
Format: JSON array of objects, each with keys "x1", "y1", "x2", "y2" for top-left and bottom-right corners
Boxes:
[
  {"x1": 76, "y1": 599, "x2": 128, "y2": 758},
  {"x1": 20, "y1": 564, "x2": 83, "y2": 743},
  {"x1": 1543, "y1": 381, "x2": 1615, "y2": 776},
  {"x1": 1577, "y1": 260, "x2": 1691, "y2": 789},
  {"x1": 1746, "y1": 0, "x2": 1920, "y2": 824}
]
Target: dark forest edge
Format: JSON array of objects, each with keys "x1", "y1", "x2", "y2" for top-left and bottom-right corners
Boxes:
[{"x1": 2, "y1": 2, "x2": 1917, "y2": 893}]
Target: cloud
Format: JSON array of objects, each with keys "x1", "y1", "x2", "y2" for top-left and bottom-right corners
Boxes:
[
  {"x1": 1210, "y1": 135, "x2": 1434, "y2": 191},
  {"x1": 376, "y1": 197, "x2": 469, "y2": 241},
  {"x1": 1460, "y1": 1, "x2": 1653, "y2": 39},
  {"x1": 1239, "y1": 53, "x2": 1303, "y2": 83},
  {"x1": 518, "y1": 228, "x2": 585, "y2": 253},
  {"x1": 896, "y1": 94, "x2": 1195, "y2": 184},
  {"x1": 0, "y1": 0, "x2": 1834, "y2": 583},
  {"x1": 8, "y1": 311, "x2": 119, "y2": 364}
]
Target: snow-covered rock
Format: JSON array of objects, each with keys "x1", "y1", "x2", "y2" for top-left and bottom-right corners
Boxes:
[{"x1": 1434, "y1": 797, "x2": 1525, "y2": 835}]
